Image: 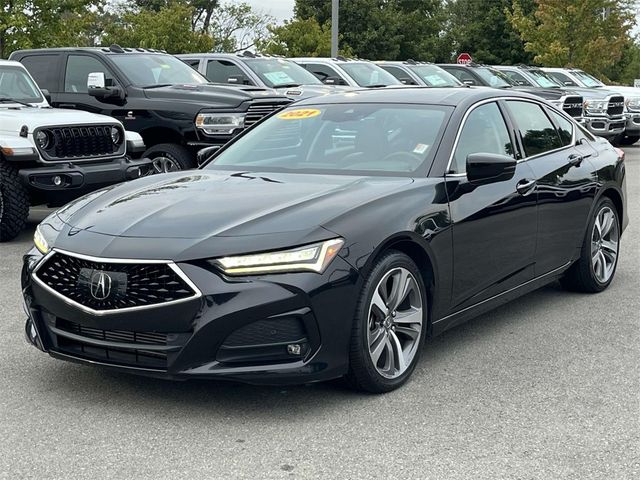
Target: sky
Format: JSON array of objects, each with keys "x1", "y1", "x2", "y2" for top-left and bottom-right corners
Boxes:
[{"x1": 246, "y1": 0, "x2": 295, "y2": 23}]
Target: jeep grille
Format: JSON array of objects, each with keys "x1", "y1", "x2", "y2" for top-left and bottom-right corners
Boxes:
[{"x1": 36, "y1": 125, "x2": 124, "y2": 162}]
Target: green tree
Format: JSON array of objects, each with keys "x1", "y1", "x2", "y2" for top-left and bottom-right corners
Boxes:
[
  {"x1": 443, "y1": 0, "x2": 535, "y2": 64},
  {"x1": 208, "y1": 2, "x2": 274, "y2": 52},
  {"x1": 0, "y1": 0, "x2": 104, "y2": 58},
  {"x1": 508, "y1": 0, "x2": 636, "y2": 77},
  {"x1": 259, "y1": 17, "x2": 344, "y2": 57},
  {"x1": 103, "y1": 2, "x2": 212, "y2": 53}
]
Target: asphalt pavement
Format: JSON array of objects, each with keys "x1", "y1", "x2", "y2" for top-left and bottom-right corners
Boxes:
[{"x1": 1, "y1": 148, "x2": 638, "y2": 479}]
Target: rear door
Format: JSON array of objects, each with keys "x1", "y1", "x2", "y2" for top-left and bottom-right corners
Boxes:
[
  {"x1": 446, "y1": 100, "x2": 538, "y2": 311},
  {"x1": 16, "y1": 53, "x2": 63, "y2": 95},
  {"x1": 504, "y1": 100, "x2": 597, "y2": 274}
]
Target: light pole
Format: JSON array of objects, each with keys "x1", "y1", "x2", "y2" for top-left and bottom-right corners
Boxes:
[{"x1": 331, "y1": 0, "x2": 339, "y2": 57}]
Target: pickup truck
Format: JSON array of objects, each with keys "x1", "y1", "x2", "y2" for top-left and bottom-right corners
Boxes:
[
  {"x1": 0, "y1": 59, "x2": 151, "y2": 241},
  {"x1": 10, "y1": 45, "x2": 292, "y2": 171}
]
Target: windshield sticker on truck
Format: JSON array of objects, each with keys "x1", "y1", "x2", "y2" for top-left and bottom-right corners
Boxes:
[
  {"x1": 264, "y1": 71, "x2": 295, "y2": 85},
  {"x1": 278, "y1": 109, "x2": 322, "y2": 120}
]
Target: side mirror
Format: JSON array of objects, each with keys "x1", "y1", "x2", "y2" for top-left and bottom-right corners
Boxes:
[
  {"x1": 87, "y1": 72, "x2": 123, "y2": 100},
  {"x1": 466, "y1": 153, "x2": 516, "y2": 183},
  {"x1": 227, "y1": 74, "x2": 250, "y2": 85},
  {"x1": 323, "y1": 76, "x2": 346, "y2": 86},
  {"x1": 463, "y1": 80, "x2": 477, "y2": 86},
  {"x1": 197, "y1": 145, "x2": 221, "y2": 166},
  {"x1": 399, "y1": 77, "x2": 417, "y2": 85},
  {"x1": 564, "y1": 81, "x2": 575, "y2": 86},
  {"x1": 40, "y1": 88, "x2": 51, "y2": 104}
]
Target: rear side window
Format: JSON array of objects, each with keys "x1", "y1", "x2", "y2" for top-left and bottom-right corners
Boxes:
[
  {"x1": 206, "y1": 60, "x2": 251, "y2": 85},
  {"x1": 451, "y1": 102, "x2": 514, "y2": 174},
  {"x1": 19, "y1": 55, "x2": 60, "y2": 90},
  {"x1": 65, "y1": 55, "x2": 115, "y2": 93},
  {"x1": 507, "y1": 100, "x2": 562, "y2": 156},
  {"x1": 549, "y1": 111, "x2": 574, "y2": 146}
]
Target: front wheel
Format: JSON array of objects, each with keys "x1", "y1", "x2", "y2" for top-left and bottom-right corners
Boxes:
[
  {"x1": 0, "y1": 161, "x2": 30, "y2": 242},
  {"x1": 561, "y1": 197, "x2": 620, "y2": 293},
  {"x1": 346, "y1": 251, "x2": 427, "y2": 393},
  {"x1": 620, "y1": 134, "x2": 640, "y2": 146},
  {"x1": 143, "y1": 143, "x2": 195, "y2": 173}
]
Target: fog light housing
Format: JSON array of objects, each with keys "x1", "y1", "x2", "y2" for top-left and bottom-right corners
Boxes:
[{"x1": 287, "y1": 344, "x2": 302, "y2": 355}]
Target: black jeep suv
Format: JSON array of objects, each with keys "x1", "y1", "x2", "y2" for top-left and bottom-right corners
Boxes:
[{"x1": 10, "y1": 45, "x2": 292, "y2": 171}]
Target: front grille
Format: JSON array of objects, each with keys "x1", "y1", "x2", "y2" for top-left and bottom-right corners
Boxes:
[
  {"x1": 222, "y1": 318, "x2": 307, "y2": 347},
  {"x1": 607, "y1": 96, "x2": 624, "y2": 116},
  {"x1": 38, "y1": 125, "x2": 122, "y2": 161},
  {"x1": 244, "y1": 101, "x2": 292, "y2": 127},
  {"x1": 35, "y1": 252, "x2": 196, "y2": 312},
  {"x1": 562, "y1": 96, "x2": 583, "y2": 118},
  {"x1": 54, "y1": 318, "x2": 169, "y2": 369}
]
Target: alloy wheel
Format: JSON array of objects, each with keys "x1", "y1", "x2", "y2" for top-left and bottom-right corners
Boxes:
[
  {"x1": 151, "y1": 155, "x2": 181, "y2": 174},
  {"x1": 367, "y1": 267, "x2": 423, "y2": 379},
  {"x1": 591, "y1": 206, "x2": 619, "y2": 284}
]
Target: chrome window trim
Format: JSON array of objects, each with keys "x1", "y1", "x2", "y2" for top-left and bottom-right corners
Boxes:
[
  {"x1": 445, "y1": 96, "x2": 577, "y2": 175},
  {"x1": 31, "y1": 248, "x2": 202, "y2": 316}
]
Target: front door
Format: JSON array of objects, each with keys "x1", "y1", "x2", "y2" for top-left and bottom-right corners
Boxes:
[{"x1": 446, "y1": 101, "x2": 538, "y2": 312}]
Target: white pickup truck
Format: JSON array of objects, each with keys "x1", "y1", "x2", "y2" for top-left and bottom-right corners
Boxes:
[{"x1": 0, "y1": 59, "x2": 153, "y2": 241}]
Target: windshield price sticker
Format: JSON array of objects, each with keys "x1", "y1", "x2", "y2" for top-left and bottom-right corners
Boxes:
[{"x1": 278, "y1": 109, "x2": 321, "y2": 120}]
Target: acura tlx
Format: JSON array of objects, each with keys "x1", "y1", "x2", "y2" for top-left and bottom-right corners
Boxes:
[{"x1": 22, "y1": 88, "x2": 627, "y2": 393}]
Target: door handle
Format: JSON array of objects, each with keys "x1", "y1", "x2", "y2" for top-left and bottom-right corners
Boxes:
[
  {"x1": 568, "y1": 153, "x2": 584, "y2": 166},
  {"x1": 516, "y1": 179, "x2": 537, "y2": 195}
]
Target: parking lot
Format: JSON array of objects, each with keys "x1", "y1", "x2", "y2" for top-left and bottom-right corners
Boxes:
[{"x1": 0, "y1": 148, "x2": 637, "y2": 479}]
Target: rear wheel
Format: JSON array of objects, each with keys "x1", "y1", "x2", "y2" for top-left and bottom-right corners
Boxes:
[
  {"x1": 143, "y1": 143, "x2": 195, "y2": 172},
  {"x1": 561, "y1": 197, "x2": 620, "y2": 293},
  {"x1": 346, "y1": 251, "x2": 427, "y2": 393},
  {"x1": 0, "y1": 161, "x2": 29, "y2": 242}
]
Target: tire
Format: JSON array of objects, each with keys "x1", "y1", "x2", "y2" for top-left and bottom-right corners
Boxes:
[
  {"x1": 620, "y1": 135, "x2": 640, "y2": 146},
  {"x1": 345, "y1": 251, "x2": 428, "y2": 393},
  {"x1": 561, "y1": 197, "x2": 620, "y2": 293},
  {"x1": 0, "y1": 161, "x2": 30, "y2": 242},
  {"x1": 143, "y1": 143, "x2": 195, "y2": 172}
]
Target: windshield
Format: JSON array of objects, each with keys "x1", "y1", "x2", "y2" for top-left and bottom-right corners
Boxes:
[
  {"x1": 110, "y1": 54, "x2": 209, "y2": 87},
  {"x1": 0, "y1": 65, "x2": 43, "y2": 103},
  {"x1": 244, "y1": 58, "x2": 322, "y2": 87},
  {"x1": 206, "y1": 104, "x2": 451, "y2": 175},
  {"x1": 527, "y1": 69, "x2": 562, "y2": 88},
  {"x1": 339, "y1": 63, "x2": 401, "y2": 87},
  {"x1": 475, "y1": 68, "x2": 514, "y2": 88},
  {"x1": 408, "y1": 65, "x2": 461, "y2": 87},
  {"x1": 573, "y1": 70, "x2": 604, "y2": 88}
]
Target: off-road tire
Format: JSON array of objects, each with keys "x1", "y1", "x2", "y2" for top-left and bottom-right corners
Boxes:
[
  {"x1": 345, "y1": 251, "x2": 428, "y2": 393},
  {"x1": 0, "y1": 161, "x2": 30, "y2": 242},
  {"x1": 143, "y1": 143, "x2": 195, "y2": 172}
]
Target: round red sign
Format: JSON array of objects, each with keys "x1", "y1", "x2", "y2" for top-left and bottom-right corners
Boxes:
[{"x1": 457, "y1": 53, "x2": 472, "y2": 65}]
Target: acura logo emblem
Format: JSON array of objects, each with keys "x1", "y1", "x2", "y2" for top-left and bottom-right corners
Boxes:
[{"x1": 90, "y1": 271, "x2": 112, "y2": 300}]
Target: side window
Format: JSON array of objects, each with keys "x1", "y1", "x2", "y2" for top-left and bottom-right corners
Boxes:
[
  {"x1": 507, "y1": 101, "x2": 563, "y2": 156},
  {"x1": 380, "y1": 66, "x2": 416, "y2": 84},
  {"x1": 503, "y1": 70, "x2": 533, "y2": 86},
  {"x1": 305, "y1": 63, "x2": 345, "y2": 84},
  {"x1": 548, "y1": 72, "x2": 577, "y2": 87},
  {"x1": 206, "y1": 60, "x2": 251, "y2": 85},
  {"x1": 446, "y1": 68, "x2": 477, "y2": 85},
  {"x1": 65, "y1": 55, "x2": 115, "y2": 93},
  {"x1": 19, "y1": 55, "x2": 60, "y2": 90},
  {"x1": 181, "y1": 59, "x2": 200, "y2": 68},
  {"x1": 549, "y1": 110, "x2": 574, "y2": 146},
  {"x1": 451, "y1": 102, "x2": 514, "y2": 174}
]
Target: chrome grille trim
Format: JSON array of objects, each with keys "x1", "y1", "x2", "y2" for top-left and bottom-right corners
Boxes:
[
  {"x1": 244, "y1": 101, "x2": 292, "y2": 127},
  {"x1": 32, "y1": 249, "x2": 202, "y2": 316}
]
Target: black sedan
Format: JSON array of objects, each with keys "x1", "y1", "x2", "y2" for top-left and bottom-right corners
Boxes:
[{"x1": 22, "y1": 88, "x2": 628, "y2": 393}]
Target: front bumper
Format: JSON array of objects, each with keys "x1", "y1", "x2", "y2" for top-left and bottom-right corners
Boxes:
[
  {"x1": 582, "y1": 115, "x2": 625, "y2": 138},
  {"x1": 18, "y1": 156, "x2": 154, "y2": 207},
  {"x1": 624, "y1": 112, "x2": 640, "y2": 134},
  {"x1": 22, "y1": 249, "x2": 360, "y2": 385}
]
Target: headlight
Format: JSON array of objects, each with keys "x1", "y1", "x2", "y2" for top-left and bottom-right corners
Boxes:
[
  {"x1": 213, "y1": 238, "x2": 344, "y2": 275},
  {"x1": 33, "y1": 225, "x2": 51, "y2": 254},
  {"x1": 195, "y1": 112, "x2": 245, "y2": 135},
  {"x1": 35, "y1": 131, "x2": 50, "y2": 149},
  {"x1": 584, "y1": 100, "x2": 607, "y2": 114},
  {"x1": 626, "y1": 97, "x2": 640, "y2": 112},
  {"x1": 110, "y1": 126, "x2": 122, "y2": 145}
]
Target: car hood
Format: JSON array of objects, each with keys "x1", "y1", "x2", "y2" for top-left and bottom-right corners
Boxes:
[
  {"x1": 0, "y1": 106, "x2": 120, "y2": 134},
  {"x1": 142, "y1": 83, "x2": 289, "y2": 108},
  {"x1": 52, "y1": 171, "x2": 413, "y2": 258}
]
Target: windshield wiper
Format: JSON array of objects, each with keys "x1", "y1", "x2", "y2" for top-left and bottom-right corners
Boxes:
[
  {"x1": 0, "y1": 97, "x2": 34, "y2": 107},
  {"x1": 141, "y1": 83, "x2": 174, "y2": 89},
  {"x1": 274, "y1": 83, "x2": 302, "y2": 88}
]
